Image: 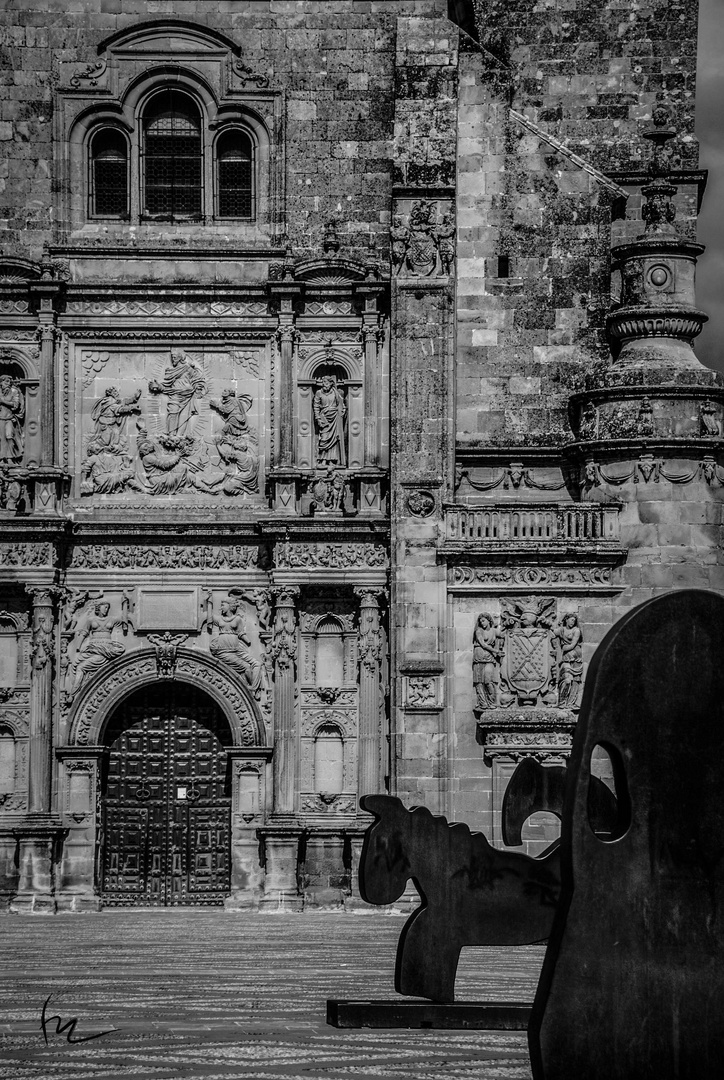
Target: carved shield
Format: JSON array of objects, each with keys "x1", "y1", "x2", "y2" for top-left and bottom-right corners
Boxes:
[
  {"x1": 407, "y1": 233, "x2": 436, "y2": 275},
  {"x1": 505, "y1": 628, "x2": 550, "y2": 698}
]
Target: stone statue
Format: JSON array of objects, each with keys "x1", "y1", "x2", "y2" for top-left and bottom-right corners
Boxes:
[
  {"x1": 472, "y1": 612, "x2": 503, "y2": 710},
  {"x1": 0, "y1": 374, "x2": 25, "y2": 463},
  {"x1": 554, "y1": 613, "x2": 583, "y2": 708},
  {"x1": 148, "y1": 349, "x2": 206, "y2": 436},
  {"x1": 700, "y1": 399, "x2": 721, "y2": 437},
  {"x1": 204, "y1": 591, "x2": 263, "y2": 694},
  {"x1": 135, "y1": 420, "x2": 215, "y2": 496},
  {"x1": 313, "y1": 375, "x2": 346, "y2": 466},
  {"x1": 81, "y1": 440, "x2": 136, "y2": 495},
  {"x1": 390, "y1": 214, "x2": 410, "y2": 275},
  {"x1": 90, "y1": 386, "x2": 141, "y2": 447},
  {"x1": 71, "y1": 599, "x2": 131, "y2": 693}
]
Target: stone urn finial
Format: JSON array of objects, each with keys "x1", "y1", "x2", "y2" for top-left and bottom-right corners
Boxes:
[{"x1": 639, "y1": 104, "x2": 679, "y2": 237}]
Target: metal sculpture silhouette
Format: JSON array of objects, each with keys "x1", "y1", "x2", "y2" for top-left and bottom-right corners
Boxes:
[
  {"x1": 529, "y1": 589, "x2": 724, "y2": 1079},
  {"x1": 359, "y1": 794, "x2": 561, "y2": 1002},
  {"x1": 502, "y1": 756, "x2": 619, "y2": 846}
]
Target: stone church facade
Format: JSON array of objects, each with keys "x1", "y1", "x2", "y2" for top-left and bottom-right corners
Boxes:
[{"x1": 0, "y1": 0, "x2": 719, "y2": 911}]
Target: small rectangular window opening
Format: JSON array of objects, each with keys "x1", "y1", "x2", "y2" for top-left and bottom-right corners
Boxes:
[{"x1": 497, "y1": 254, "x2": 510, "y2": 278}]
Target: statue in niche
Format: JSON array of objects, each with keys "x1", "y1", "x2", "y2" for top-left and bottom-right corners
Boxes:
[
  {"x1": 0, "y1": 373, "x2": 25, "y2": 463},
  {"x1": 90, "y1": 386, "x2": 141, "y2": 447},
  {"x1": 472, "y1": 612, "x2": 503, "y2": 710},
  {"x1": 209, "y1": 389, "x2": 260, "y2": 496},
  {"x1": 313, "y1": 375, "x2": 346, "y2": 466},
  {"x1": 148, "y1": 349, "x2": 206, "y2": 437},
  {"x1": 554, "y1": 613, "x2": 584, "y2": 708},
  {"x1": 203, "y1": 591, "x2": 264, "y2": 696},
  {"x1": 71, "y1": 597, "x2": 132, "y2": 693}
]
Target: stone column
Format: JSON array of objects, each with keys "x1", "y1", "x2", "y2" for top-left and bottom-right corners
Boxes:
[
  {"x1": 270, "y1": 587, "x2": 299, "y2": 816},
  {"x1": 276, "y1": 324, "x2": 297, "y2": 467},
  {"x1": 37, "y1": 323, "x2": 56, "y2": 465},
  {"x1": 26, "y1": 586, "x2": 55, "y2": 815},
  {"x1": 361, "y1": 323, "x2": 380, "y2": 467},
  {"x1": 355, "y1": 589, "x2": 385, "y2": 799}
]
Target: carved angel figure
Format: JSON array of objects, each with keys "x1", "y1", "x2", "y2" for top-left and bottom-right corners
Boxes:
[
  {"x1": 435, "y1": 212, "x2": 455, "y2": 276},
  {"x1": 472, "y1": 612, "x2": 503, "y2": 710},
  {"x1": 0, "y1": 374, "x2": 25, "y2": 463}
]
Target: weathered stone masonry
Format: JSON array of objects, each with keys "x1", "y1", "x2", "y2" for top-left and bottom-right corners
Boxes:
[{"x1": 0, "y1": 0, "x2": 719, "y2": 910}]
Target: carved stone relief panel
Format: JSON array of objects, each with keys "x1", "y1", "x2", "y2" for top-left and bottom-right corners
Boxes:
[
  {"x1": 72, "y1": 342, "x2": 268, "y2": 507},
  {"x1": 391, "y1": 198, "x2": 455, "y2": 277}
]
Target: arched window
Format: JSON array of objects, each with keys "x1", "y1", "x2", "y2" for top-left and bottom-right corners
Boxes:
[
  {"x1": 89, "y1": 129, "x2": 128, "y2": 218},
  {"x1": 315, "y1": 617, "x2": 344, "y2": 686},
  {"x1": 0, "y1": 729, "x2": 15, "y2": 796},
  {"x1": 142, "y1": 90, "x2": 202, "y2": 221},
  {"x1": 216, "y1": 129, "x2": 254, "y2": 219},
  {"x1": 314, "y1": 725, "x2": 344, "y2": 795}
]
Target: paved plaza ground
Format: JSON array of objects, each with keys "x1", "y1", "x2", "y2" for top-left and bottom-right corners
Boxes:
[{"x1": 0, "y1": 910, "x2": 544, "y2": 1079}]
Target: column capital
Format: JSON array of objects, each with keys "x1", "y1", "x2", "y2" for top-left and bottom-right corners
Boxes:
[{"x1": 354, "y1": 587, "x2": 387, "y2": 608}]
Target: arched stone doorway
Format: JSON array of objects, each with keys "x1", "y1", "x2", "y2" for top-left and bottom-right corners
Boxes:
[{"x1": 101, "y1": 684, "x2": 232, "y2": 906}]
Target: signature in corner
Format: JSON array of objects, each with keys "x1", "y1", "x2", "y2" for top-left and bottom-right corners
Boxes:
[{"x1": 41, "y1": 995, "x2": 113, "y2": 1045}]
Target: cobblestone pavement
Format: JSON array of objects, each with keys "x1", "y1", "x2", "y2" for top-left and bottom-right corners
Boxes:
[{"x1": 0, "y1": 911, "x2": 543, "y2": 1079}]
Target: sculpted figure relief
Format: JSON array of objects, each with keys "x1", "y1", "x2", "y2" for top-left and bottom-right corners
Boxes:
[
  {"x1": 149, "y1": 349, "x2": 206, "y2": 436},
  {"x1": 554, "y1": 614, "x2": 583, "y2": 708},
  {"x1": 90, "y1": 386, "x2": 141, "y2": 447},
  {"x1": 472, "y1": 613, "x2": 503, "y2": 710},
  {"x1": 209, "y1": 389, "x2": 259, "y2": 495},
  {"x1": 204, "y1": 591, "x2": 264, "y2": 697},
  {"x1": 71, "y1": 597, "x2": 132, "y2": 694},
  {"x1": 313, "y1": 375, "x2": 346, "y2": 466},
  {"x1": 82, "y1": 385, "x2": 142, "y2": 496},
  {"x1": 0, "y1": 374, "x2": 25, "y2": 463}
]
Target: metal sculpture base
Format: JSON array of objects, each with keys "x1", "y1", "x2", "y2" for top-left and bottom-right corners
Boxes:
[{"x1": 327, "y1": 999, "x2": 531, "y2": 1030}]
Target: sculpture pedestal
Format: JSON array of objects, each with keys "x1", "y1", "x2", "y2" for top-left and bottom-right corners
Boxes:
[{"x1": 9, "y1": 820, "x2": 66, "y2": 914}]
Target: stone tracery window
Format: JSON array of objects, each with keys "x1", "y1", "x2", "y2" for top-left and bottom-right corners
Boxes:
[{"x1": 89, "y1": 128, "x2": 129, "y2": 219}]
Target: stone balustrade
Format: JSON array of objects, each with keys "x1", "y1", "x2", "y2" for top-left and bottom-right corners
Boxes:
[{"x1": 444, "y1": 504, "x2": 621, "y2": 546}]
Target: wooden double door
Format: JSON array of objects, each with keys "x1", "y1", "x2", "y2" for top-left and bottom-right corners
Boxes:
[{"x1": 101, "y1": 685, "x2": 232, "y2": 906}]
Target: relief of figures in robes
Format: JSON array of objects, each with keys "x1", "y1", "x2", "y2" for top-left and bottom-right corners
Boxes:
[
  {"x1": 202, "y1": 590, "x2": 268, "y2": 707},
  {"x1": 66, "y1": 593, "x2": 133, "y2": 695},
  {"x1": 80, "y1": 348, "x2": 262, "y2": 501}
]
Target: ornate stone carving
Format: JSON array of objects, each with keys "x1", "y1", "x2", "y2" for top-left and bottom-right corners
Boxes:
[
  {"x1": 391, "y1": 201, "x2": 455, "y2": 277},
  {"x1": 0, "y1": 542, "x2": 53, "y2": 567},
  {"x1": 582, "y1": 456, "x2": 724, "y2": 489},
  {"x1": 81, "y1": 385, "x2": 142, "y2": 496},
  {"x1": 700, "y1": 400, "x2": 721, "y2": 437},
  {"x1": 553, "y1": 614, "x2": 583, "y2": 708},
  {"x1": 449, "y1": 565, "x2": 613, "y2": 589},
  {"x1": 406, "y1": 676, "x2": 440, "y2": 709},
  {"x1": 148, "y1": 349, "x2": 206, "y2": 438},
  {"x1": 472, "y1": 613, "x2": 504, "y2": 710},
  {"x1": 313, "y1": 375, "x2": 347, "y2": 466},
  {"x1": 301, "y1": 794, "x2": 355, "y2": 815},
  {"x1": 203, "y1": 591, "x2": 264, "y2": 698},
  {"x1": 406, "y1": 490, "x2": 435, "y2": 517},
  {"x1": 231, "y1": 56, "x2": 269, "y2": 89},
  {"x1": 208, "y1": 390, "x2": 260, "y2": 496},
  {"x1": 356, "y1": 590, "x2": 384, "y2": 673},
  {"x1": 28, "y1": 587, "x2": 55, "y2": 672},
  {"x1": 68, "y1": 544, "x2": 258, "y2": 569},
  {"x1": 301, "y1": 709, "x2": 356, "y2": 739},
  {"x1": 473, "y1": 599, "x2": 578, "y2": 712},
  {"x1": 0, "y1": 374, "x2": 25, "y2": 463},
  {"x1": 275, "y1": 542, "x2": 388, "y2": 569},
  {"x1": 147, "y1": 633, "x2": 187, "y2": 679},
  {"x1": 270, "y1": 590, "x2": 298, "y2": 674},
  {"x1": 303, "y1": 468, "x2": 348, "y2": 515},
  {"x1": 70, "y1": 596, "x2": 132, "y2": 694},
  {"x1": 70, "y1": 57, "x2": 107, "y2": 88}
]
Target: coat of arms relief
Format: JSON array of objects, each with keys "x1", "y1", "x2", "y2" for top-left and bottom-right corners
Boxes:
[{"x1": 473, "y1": 598, "x2": 583, "y2": 712}]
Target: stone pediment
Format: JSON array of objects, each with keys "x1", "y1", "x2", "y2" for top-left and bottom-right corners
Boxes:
[
  {"x1": 283, "y1": 258, "x2": 380, "y2": 286},
  {"x1": 98, "y1": 20, "x2": 241, "y2": 58}
]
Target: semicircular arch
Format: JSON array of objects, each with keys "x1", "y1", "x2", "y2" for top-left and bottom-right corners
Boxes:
[{"x1": 67, "y1": 647, "x2": 265, "y2": 748}]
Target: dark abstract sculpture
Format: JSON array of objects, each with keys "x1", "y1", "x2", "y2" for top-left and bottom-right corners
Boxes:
[
  {"x1": 529, "y1": 589, "x2": 724, "y2": 1079},
  {"x1": 359, "y1": 794, "x2": 560, "y2": 1003},
  {"x1": 502, "y1": 756, "x2": 618, "y2": 846}
]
